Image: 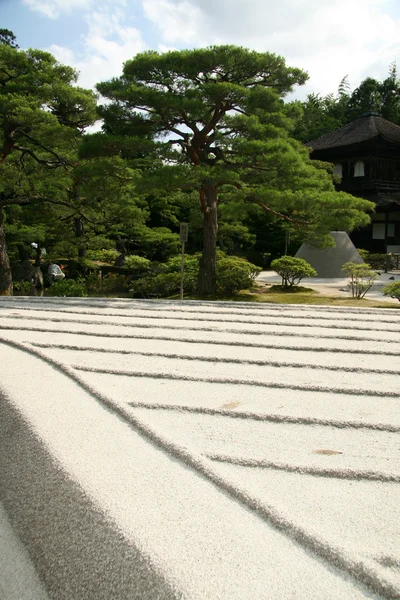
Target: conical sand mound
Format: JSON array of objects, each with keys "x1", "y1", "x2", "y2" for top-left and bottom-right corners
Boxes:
[{"x1": 295, "y1": 231, "x2": 364, "y2": 278}]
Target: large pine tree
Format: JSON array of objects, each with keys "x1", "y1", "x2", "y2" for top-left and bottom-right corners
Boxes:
[{"x1": 96, "y1": 46, "x2": 373, "y2": 295}]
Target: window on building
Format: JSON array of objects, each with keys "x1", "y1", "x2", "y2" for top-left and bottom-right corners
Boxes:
[
  {"x1": 354, "y1": 161, "x2": 365, "y2": 177},
  {"x1": 373, "y1": 223, "x2": 395, "y2": 239},
  {"x1": 333, "y1": 163, "x2": 343, "y2": 177}
]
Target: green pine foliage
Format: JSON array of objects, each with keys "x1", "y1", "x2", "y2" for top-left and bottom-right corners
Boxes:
[
  {"x1": 92, "y1": 45, "x2": 373, "y2": 295},
  {"x1": 382, "y1": 282, "x2": 400, "y2": 301},
  {"x1": 271, "y1": 256, "x2": 317, "y2": 288},
  {"x1": 130, "y1": 252, "x2": 261, "y2": 298}
]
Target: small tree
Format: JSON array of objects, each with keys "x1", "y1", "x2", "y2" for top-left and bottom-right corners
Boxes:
[
  {"x1": 382, "y1": 281, "x2": 400, "y2": 302},
  {"x1": 217, "y1": 256, "x2": 261, "y2": 295},
  {"x1": 342, "y1": 262, "x2": 377, "y2": 299},
  {"x1": 271, "y1": 256, "x2": 316, "y2": 288}
]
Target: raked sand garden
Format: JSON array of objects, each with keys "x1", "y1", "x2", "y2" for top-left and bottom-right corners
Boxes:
[{"x1": 0, "y1": 296, "x2": 399, "y2": 600}]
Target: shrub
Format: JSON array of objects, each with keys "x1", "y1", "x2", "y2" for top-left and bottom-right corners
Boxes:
[
  {"x1": 382, "y1": 281, "x2": 400, "y2": 301},
  {"x1": 134, "y1": 227, "x2": 180, "y2": 261},
  {"x1": 342, "y1": 262, "x2": 377, "y2": 299},
  {"x1": 367, "y1": 253, "x2": 390, "y2": 270},
  {"x1": 124, "y1": 255, "x2": 151, "y2": 273},
  {"x1": 130, "y1": 255, "x2": 198, "y2": 298},
  {"x1": 100, "y1": 274, "x2": 130, "y2": 293},
  {"x1": 356, "y1": 248, "x2": 370, "y2": 261},
  {"x1": 87, "y1": 249, "x2": 119, "y2": 263},
  {"x1": 353, "y1": 250, "x2": 392, "y2": 270},
  {"x1": 271, "y1": 256, "x2": 317, "y2": 288},
  {"x1": 217, "y1": 257, "x2": 261, "y2": 295},
  {"x1": 355, "y1": 251, "x2": 393, "y2": 270},
  {"x1": 12, "y1": 280, "x2": 32, "y2": 295},
  {"x1": 46, "y1": 279, "x2": 87, "y2": 297},
  {"x1": 129, "y1": 253, "x2": 261, "y2": 298}
]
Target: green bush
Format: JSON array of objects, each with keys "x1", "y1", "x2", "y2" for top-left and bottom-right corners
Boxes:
[
  {"x1": 12, "y1": 280, "x2": 32, "y2": 295},
  {"x1": 356, "y1": 248, "x2": 370, "y2": 261},
  {"x1": 134, "y1": 227, "x2": 180, "y2": 261},
  {"x1": 217, "y1": 257, "x2": 261, "y2": 295},
  {"x1": 367, "y1": 253, "x2": 390, "y2": 270},
  {"x1": 124, "y1": 254, "x2": 152, "y2": 273},
  {"x1": 271, "y1": 256, "x2": 317, "y2": 288},
  {"x1": 356, "y1": 251, "x2": 392, "y2": 270},
  {"x1": 342, "y1": 262, "x2": 377, "y2": 299},
  {"x1": 382, "y1": 281, "x2": 400, "y2": 301},
  {"x1": 100, "y1": 274, "x2": 130, "y2": 293},
  {"x1": 130, "y1": 255, "x2": 198, "y2": 298},
  {"x1": 86, "y1": 249, "x2": 119, "y2": 263},
  {"x1": 46, "y1": 279, "x2": 87, "y2": 297},
  {"x1": 129, "y1": 253, "x2": 261, "y2": 298}
]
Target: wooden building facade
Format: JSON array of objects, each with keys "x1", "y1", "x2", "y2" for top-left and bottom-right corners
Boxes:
[{"x1": 308, "y1": 113, "x2": 400, "y2": 253}]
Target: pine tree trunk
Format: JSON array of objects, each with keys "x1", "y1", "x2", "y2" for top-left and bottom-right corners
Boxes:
[
  {"x1": 0, "y1": 206, "x2": 13, "y2": 295},
  {"x1": 74, "y1": 217, "x2": 86, "y2": 258},
  {"x1": 197, "y1": 185, "x2": 218, "y2": 296}
]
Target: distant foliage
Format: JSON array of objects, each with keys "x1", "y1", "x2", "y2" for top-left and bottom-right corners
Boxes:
[
  {"x1": 356, "y1": 248, "x2": 370, "y2": 261},
  {"x1": 130, "y1": 253, "x2": 261, "y2": 298},
  {"x1": 0, "y1": 29, "x2": 19, "y2": 48},
  {"x1": 12, "y1": 280, "x2": 32, "y2": 295},
  {"x1": 271, "y1": 256, "x2": 317, "y2": 288},
  {"x1": 356, "y1": 250, "x2": 391, "y2": 270},
  {"x1": 342, "y1": 262, "x2": 377, "y2": 299},
  {"x1": 124, "y1": 254, "x2": 152, "y2": 273},
  {"x1": 87, "y1": 249, "x2": 119, "y2": 263},
  {"x1": 382, "y1": 282, "x2": 400, "y2": 302},
  {"x1": 291, "y1": 65, "x2": 400, "y2": 143},
  {"x1": 130, "y1": 255, "x2": 198, "y2": 298},
  {"x1": 367, "y1": 253, "x2": 392, "y2": 270},
  {"x1": 133, "y1": 227, "x2": 181, "y2": 261},
  {"x1": 46, "y1": 279, "x2": 87, "y2": 297}
]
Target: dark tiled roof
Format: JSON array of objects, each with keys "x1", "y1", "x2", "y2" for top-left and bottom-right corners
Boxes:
[{"x1": 307, "y1": 114, "x2": 400, "y2": 151}]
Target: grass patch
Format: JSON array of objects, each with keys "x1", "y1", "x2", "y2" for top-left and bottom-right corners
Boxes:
[
  {"x1": 268, "y1": 285, "x2": 317, "y2": 294},
  {"x1": 176, "y1": 285, "x2": 399, "y2": 308}
]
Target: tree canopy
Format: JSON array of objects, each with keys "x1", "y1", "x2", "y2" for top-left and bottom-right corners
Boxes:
[
  {"x1": 292, "y1": 65, "x2": 400, "y2": 142},
  {"x1": 0, "y1": 38, "x2": 98, "y2": 294},
  {"x1": 0, "y1": 41, "x2": 379, "y2": 297},
  {"x1": 94, "y1": 45, "x2": 373, "y2": 294}
]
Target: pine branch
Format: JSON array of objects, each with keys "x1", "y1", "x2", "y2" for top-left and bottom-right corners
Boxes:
[{"x1": 257, "y1": 202, "x2": 312, "y2": 225}]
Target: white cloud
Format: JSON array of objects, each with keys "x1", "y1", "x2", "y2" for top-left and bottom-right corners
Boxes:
[
  {"x1": 48, "y1": 5, "x2": 147, "y2": 89},
  {"x1": 141, "y1": 0, "x2": 400, "y2": 98},
  {"x1": 22, "y1": 0, "x2": 93, "y2": 19},
  {"x1": 143, "y1": 0, "x2": 205, "y2": 44},
  {"x1": 35, "y1": 0, "x2": 400, "y2": 102}
]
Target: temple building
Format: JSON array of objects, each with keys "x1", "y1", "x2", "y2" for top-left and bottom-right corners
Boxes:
[{"x1": 308, "y1": 113, "x2": 400, "y2": 253}]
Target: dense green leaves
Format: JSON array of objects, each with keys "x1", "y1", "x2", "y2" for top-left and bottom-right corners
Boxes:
[
  {"x1": 0, "y1": 41, "x2": 379, "y2": 297},
  {"x1": 271, "y1": 256, "x2": 317, "y2": 287},
  {"x1": 96, "y1": 45, "x2": 372, "y2": 295},
  {"x1": 292, "y1": 65, "x2": 400, "y2": 142}
]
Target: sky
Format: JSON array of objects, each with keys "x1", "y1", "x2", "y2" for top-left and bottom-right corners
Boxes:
[{"x1": 1, "y1": 0, "x2": 400, "y2": 101}]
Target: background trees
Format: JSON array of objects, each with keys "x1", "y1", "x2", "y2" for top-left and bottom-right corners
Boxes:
[
  {"x1": 292, "y1": 65, "x2": 400, "y2": 142},
  {"x1": 0, "y1": 38, "x2": 97, "y2": 293},
  {"x1": 94, "y1": 45, "x2": 372, "y2": 295},
  {"x1": 0, "y1": 40, "x2": 379, "y2": 297}
]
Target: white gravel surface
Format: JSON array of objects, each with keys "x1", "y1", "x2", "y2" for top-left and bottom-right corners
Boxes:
[
  {"x1": 257, "y1": 270, "x2": 400, "y2": 303},
  {"x1": 0, "y1": 501, "x2": 50, "y2": 600},
  {"x1": 0, "y1": 296, "x2": 399, "y2": 599}
]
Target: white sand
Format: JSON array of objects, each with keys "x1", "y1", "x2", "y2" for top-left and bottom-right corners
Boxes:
[
  {"x1": 1, "y1": 296, "x2": 399, "y2": 599},
  {"x1": 0, "y1": 501, "x2": 50, "y2": 600}
]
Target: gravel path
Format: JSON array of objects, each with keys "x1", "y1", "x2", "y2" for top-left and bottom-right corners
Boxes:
[{"x1": 0, "y1": 297, "x2": 399, "y2": 599}]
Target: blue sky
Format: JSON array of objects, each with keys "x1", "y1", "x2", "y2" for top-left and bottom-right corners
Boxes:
[{"x1": 1, "y1": 0, "x2": 399, "y2": 100}]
